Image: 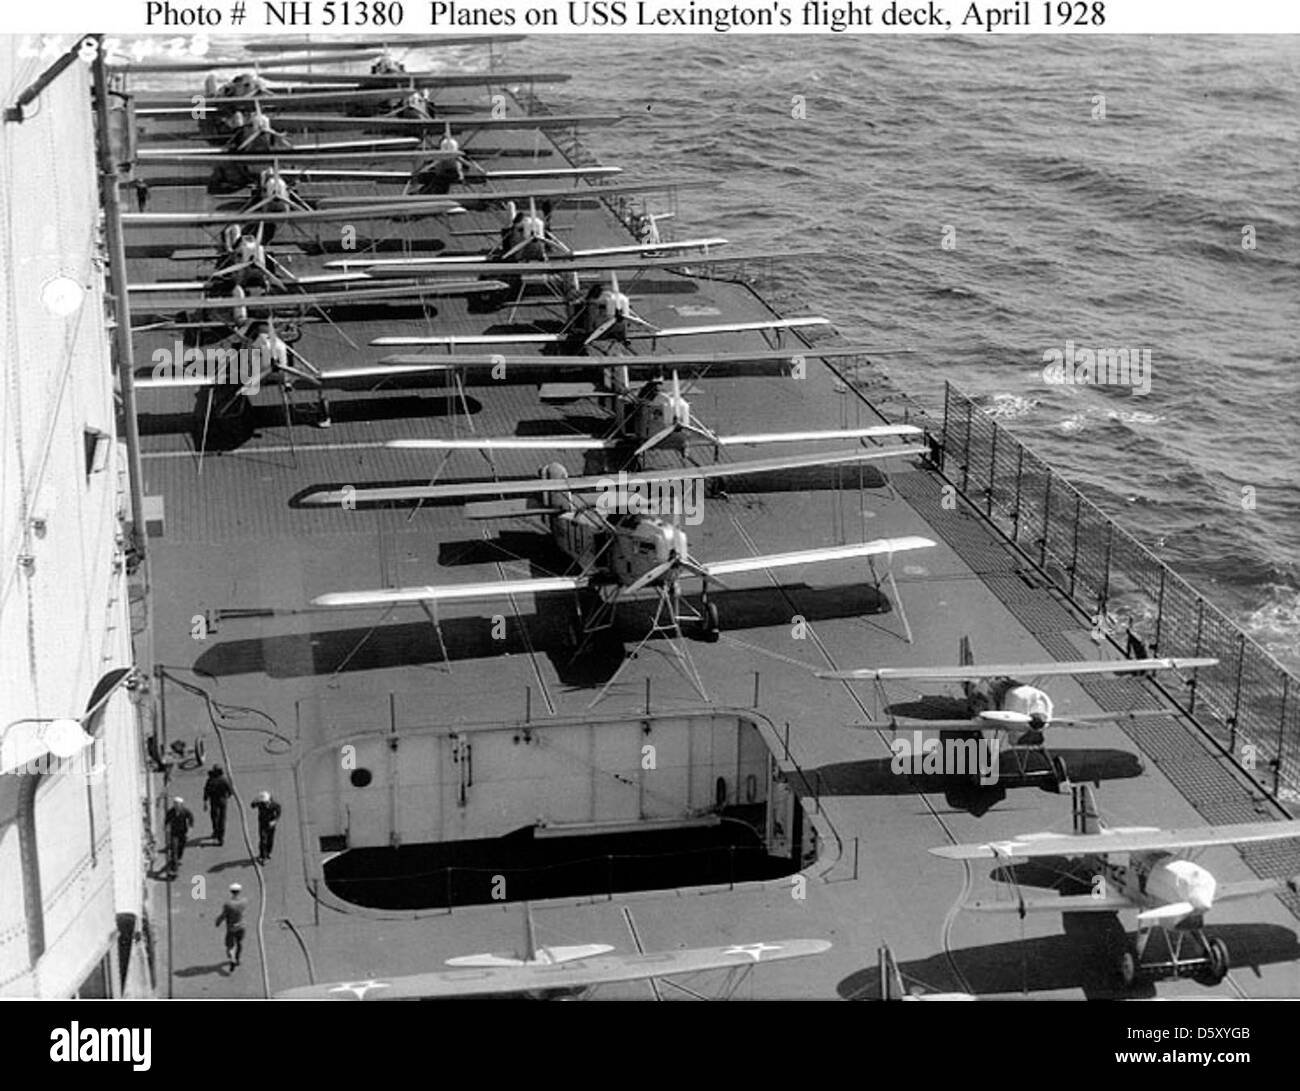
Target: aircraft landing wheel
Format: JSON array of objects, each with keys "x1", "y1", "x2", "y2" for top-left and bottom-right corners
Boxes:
[
  {"x1": 1051, "y1": 755, "x2": 1069, "y2": 785},
  {"x1": 700, "y1": 602, "x2": 720, "y2": 643},
  {"x1": 1116, "y1": 948, "x2": 1139, "y2": 989},
  {"x1": 1197, "y1": 937, "x2": 1229, "y2": 986}
]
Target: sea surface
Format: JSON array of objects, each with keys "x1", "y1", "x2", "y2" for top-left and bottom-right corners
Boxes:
[{"x1": 176, "y1": 34, "x2": 1300, "y2": 668}]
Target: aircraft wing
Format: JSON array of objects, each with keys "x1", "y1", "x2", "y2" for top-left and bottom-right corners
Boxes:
[
  {"x1": 387, "y1": 427, "x2": 918, "y2": 453},
  {"x1": 275, "y1": 939, "x2": 831, "y2": 999},
  {"x1": 122, "y1": 200, "x2": 462, "y2": 226},
  {"x1": 329, "y1": 237, "x2": 729, "y2": 268},
  {"x1": 961, "y1": 892, "x2": 1135, "y2": 914},
  {"x1": 389, "y1": 437, "x2": 616, "y2": 452},
  {"x1": 129, "y1": 272, "x2": 372, "y2": 293},
  {"x1": 704, "y1": 537, "x2": 936, "y2": 578},
  {"x1": 371, "y1": 317, "x2": 832, "y2": 348},
  {"x1": 371, "y1": 345, "x2": 888, "y2": 382},
  {"x1": 362, "y1": 251, "x2": 811, "y2": 278},
  {"x1": 268, "y1": 113, "x2": 627, "y2": 133},
  {"x1": 931, "y1": 819, "x2": 1300, "y2": 861},
  {"x1": 312, "y1": 576, "x2": 585, "y2": 609},
  {"x1": 131, "y1": 281, "x2": 506, "y2": 318},
  {"x1": 817, "y1": 657, "x2": 1219, "y2": 682},
  {"x1": 300, "y1": 446, "x2": 928, "y2": 506},
  {"x1": 317, "y1": 178, "x2": 715, "y2": 207},
  {"x1": 716, "y1": 426, "x2": 922, "y2": 446},
  {"x1": 137, "y1": 138, "x2": 423, "y2": 163}
]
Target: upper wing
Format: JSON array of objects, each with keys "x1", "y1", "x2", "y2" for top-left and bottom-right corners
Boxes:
[
  {"x1": 275, "y1": 939, "x2": 831, "y2": 1000},
  {"x1": 136, "y1": 139, "x2": 423, "y2": 164},
  {"x1": 716, "y1": 426, "x2": 922, "y2": 446},
  {"x1": 299, "y1": 446, "x2": 927, "y2": 506},
  {"x1": 121, "y1": 200, "x2": 461, "y2": 227},
  {"x1": 387, "y1": 427, "x2": 919, "y2": 453},
  {"x1": 132, "y1": 281, "x2": 502, "y2": 315},
  {"x1": 704, "y1": 537, "x2": 936, "y2": 578},
  {"x1": 817, "y1": 657, "x2": 1219, "y2": 682},
  {"x1": 931, "y1": 819, "x2": 1300, "y2": 860},
  {"x1": 328, "y1": 237, "x2": 729, "y2": 268},
  {"x1": 373, "y1": 346, "x2": 875, "y2": 380},
  {"x1": 371, "y1": 318, "x2": 832, "y2": 348},
  {"x1": 389, "y1": 437, "x2": 616, "y2": 452},
  {"x1": 266, "y1": 112, "x2": 628, "y2": 132},
  {"x1": 362, "y1": 251, "x2": 808, "y2": 279},
  {"x1": 312, "y1": 575, "x2": 585, "y2": 609}
]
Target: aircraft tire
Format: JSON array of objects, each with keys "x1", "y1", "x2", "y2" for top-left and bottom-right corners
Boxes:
[
  {"x1": 1117, "y1": 948, "x2": 1139, "y2": 989},
  {"x1": 701, "y1": 602, "x2": 720, "y2": 643},
  {"x1": 1198, "y1": 938, "x2": 1229, "y2": 986}
]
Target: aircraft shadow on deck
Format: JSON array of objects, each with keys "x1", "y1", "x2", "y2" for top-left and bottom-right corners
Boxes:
[
  {"x1": 837, "y1": 920, "x2": 1300, "y2": 1000},
  {"x1": 785, "y1": 748, "x2": 1144, "y2": 817},
  {"x1": 190, "y1": 582, "x2": 895, "y2": 682},
  {"x1": 139, "y1": 393, "x2": 476, "y2": 451}
]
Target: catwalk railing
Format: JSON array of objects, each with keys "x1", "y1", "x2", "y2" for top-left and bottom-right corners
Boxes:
[{"x1": 940, "y1": 382, "x2": 1300, "y2": 808}]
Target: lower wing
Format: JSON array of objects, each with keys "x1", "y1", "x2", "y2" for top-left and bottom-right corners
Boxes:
[{"x1": 312, "y1": 575, "x2": 585, "y2": 609}]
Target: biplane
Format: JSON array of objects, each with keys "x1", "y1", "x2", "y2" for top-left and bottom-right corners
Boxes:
[
  {"x1": 932, "y1": 784, "x2": 1300, "y2": 989},
  {"x1": 370, "y1": 270, "x2": 832, "y2": 352},
  {"x1": 275, "y1": 903, "x2": 829, "y2": 1001},
  {"x1": 388, "y1": 366, "x2": 922, "y2": 462},
  {"x1": 307, "y1": 451, "x2": 933, "y2": 697},
  {"x1": 819, "y1": 635, "x2": 1218, "y2": 747}
]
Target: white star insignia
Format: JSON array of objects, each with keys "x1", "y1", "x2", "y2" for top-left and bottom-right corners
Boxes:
[
  {"x1": 329, "y1": 979, "x2": 390, "y2": 999},
  {"x1": 723, "y1": 942, "x2": 782, "y2": 962}
]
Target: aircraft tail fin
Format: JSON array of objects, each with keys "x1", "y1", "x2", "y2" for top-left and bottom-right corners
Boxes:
[{"x1": 1072, "y1": 783, "x2": 1105, "y2": 835}]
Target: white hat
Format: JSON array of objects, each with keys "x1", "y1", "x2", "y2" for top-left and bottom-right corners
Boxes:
[
  {"x1": 255, "y1": 791, "x2": 270, "y2": 803},
  {"x1": 172, "y1": 796, "x2": 184, "y2": 805},
  {"x1": 229, "y1": 882, "x2": 242, "y2": 892}
]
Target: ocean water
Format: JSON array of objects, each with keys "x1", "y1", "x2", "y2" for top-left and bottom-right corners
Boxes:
[
  {"x1": 496, "y1": 34, "x2": 1300, "y2": 669},
  {"x1": 171, "y1": 34, "x2": 1300, "y2": 668}
]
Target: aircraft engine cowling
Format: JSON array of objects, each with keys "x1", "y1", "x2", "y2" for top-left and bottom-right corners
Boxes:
[
  {"x1": 1003, "y1": 684, "x2": 1053, "y2": 725},
  {"x1": 1145, "y1": 858, "x2": 1216, "y2": 917}
]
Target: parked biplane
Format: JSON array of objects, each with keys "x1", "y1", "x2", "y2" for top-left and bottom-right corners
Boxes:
[
  {"x1": 933, "y1": 784, "x2": 1300, "y2": 989},
  {"x1": 276, "y1": 902, "x2": 829, "y2": 1001},
  {"x1": 819, "y1": 635, "x2": 1218, "y2": 746}
]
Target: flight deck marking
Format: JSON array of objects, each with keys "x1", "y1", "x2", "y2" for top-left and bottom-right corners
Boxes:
[
  {"x1": 723, "y1": 942, "x2": 782, "y2": 961},
  {"x1": 329, "y1": 979, "x2": 390, "y2": 999}
]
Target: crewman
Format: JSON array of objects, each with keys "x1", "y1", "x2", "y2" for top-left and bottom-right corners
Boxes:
[
  {"x1": 203, "y1": 765, "x2": 234, "y2": 845},
  {"x1": 251, "y1": 790, "x2": 282, "y2": 863},
  {"x1": 214, "y1": 882, "x2": 249, "y2": 969},
  {"x1": 164, "y1": 796, "x2": 194, "y2": 876}
]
